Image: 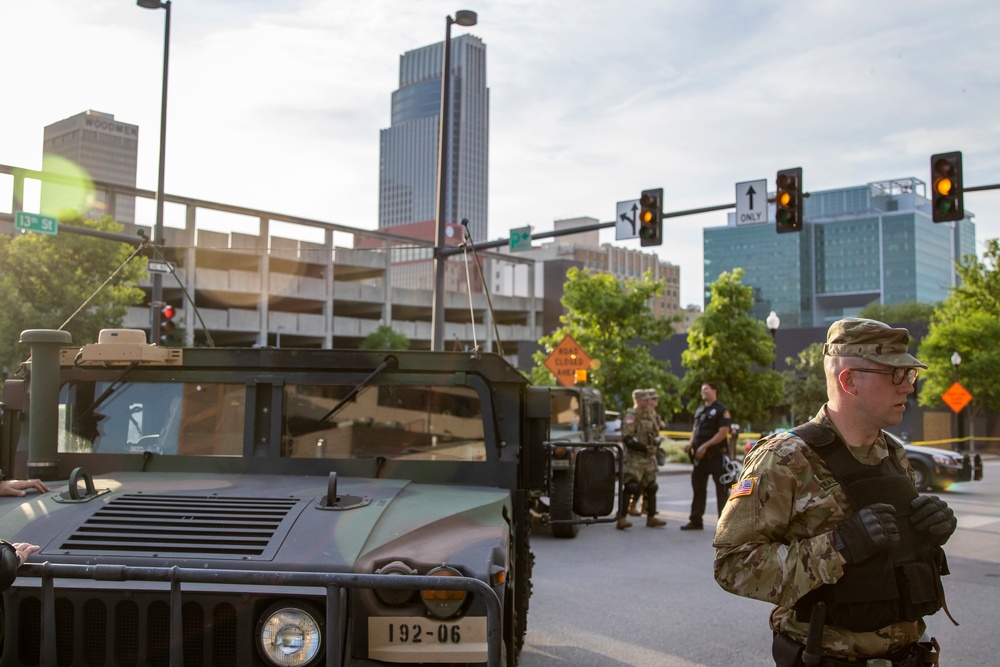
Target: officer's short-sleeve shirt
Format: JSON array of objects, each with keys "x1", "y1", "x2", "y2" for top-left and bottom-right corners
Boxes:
[{"x1": 693, "y1": 401, "x2": 731, "y2": 447}]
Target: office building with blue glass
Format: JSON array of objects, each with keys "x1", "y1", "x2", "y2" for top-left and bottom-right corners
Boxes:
[
  {"x1": 704, "y1": 178, "x2": 976, "y2": 328},
  {"x1": 379, "y1": 34, "x2": 489, "y2": 242}
]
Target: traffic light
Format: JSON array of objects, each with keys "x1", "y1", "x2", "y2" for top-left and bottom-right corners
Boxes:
[
  {"x1": 639, "y1": 188, "x2": 663, "y2": 247},
  {"x1": 160, "y1": 303, "x2": 176, "y2": 341},
  {"x1": 774, "y1": 167, "x2": 803, "y2": 233},
  {"x1": 930, "y1": 151, "x2": 964, "y2": 222}
]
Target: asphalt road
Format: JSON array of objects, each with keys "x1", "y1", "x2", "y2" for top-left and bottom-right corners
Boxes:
[{"x1": 519, "y1": 459, "x2": 1000, "y2": 667}]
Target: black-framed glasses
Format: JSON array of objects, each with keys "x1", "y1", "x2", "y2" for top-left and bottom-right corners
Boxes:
[{"x1": 849, "y1": 367, "x2": 919, "y2": 385}]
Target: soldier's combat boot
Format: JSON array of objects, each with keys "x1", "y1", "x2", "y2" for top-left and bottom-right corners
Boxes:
[
  {"x1": 644, "y1": 493, "x2": 665, "y2": 527},
  {"x1": 616, "y1": 516, "x2": 633, "y2": 530},
  {"x1": 628, "y1": 499, "x2": 642, "y2": 516}
]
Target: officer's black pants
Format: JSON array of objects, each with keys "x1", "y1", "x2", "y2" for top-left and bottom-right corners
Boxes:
[{"x1": 688, "y1": 454, "x2": 728, "y2": 524}]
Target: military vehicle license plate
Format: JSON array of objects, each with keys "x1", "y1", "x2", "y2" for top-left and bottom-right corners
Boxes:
[{"x1": 369, "y1": 616, "x2": 487, "y2": 661}]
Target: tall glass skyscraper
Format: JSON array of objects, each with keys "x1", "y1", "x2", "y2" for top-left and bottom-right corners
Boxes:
[
  {"x1": 704, "y1": 178, "x2": 976, "y2": 328},
  {"x1": 379, "y1": 34, "x2": 489, "y2": 242}
]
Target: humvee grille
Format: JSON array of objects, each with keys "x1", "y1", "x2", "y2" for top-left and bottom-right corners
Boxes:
[
  {"x1": 58, "y1": 494, "x2": 300, "y2": 557},
  {"x1": 17, "y1": 592, "x2": 247, "y2": 667}
]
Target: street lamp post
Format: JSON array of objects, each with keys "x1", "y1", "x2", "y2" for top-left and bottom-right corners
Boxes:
[
  {"x1": 138, "y1": 0, "x2": 171, "y2": 344},
  {"x1": 766, "y1": 310, "x2": 781, "y2": 371},
  {"x1": 951, "y1": 351, "x2": 963, "y2": 450},
  {"x1": 431, "y1": 10, "x2": 477, "y2": 352}
]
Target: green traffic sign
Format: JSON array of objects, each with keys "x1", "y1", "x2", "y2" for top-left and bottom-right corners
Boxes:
[
  {"x1": 14, "y1": 211, "x2": 58, "y2": 235},
  {"x1": 510, "y1": 225, "x2": 532, "y2": 252}
]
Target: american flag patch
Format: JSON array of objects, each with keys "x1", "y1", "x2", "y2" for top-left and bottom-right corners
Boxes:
[{"x1": 730, "y1": 477, "x2": 754, "y2": 498}]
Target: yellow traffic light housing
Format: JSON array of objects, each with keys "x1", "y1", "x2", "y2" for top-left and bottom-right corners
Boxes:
[
  {"x1": 775, "y1": 167, "x2": 803, "y2": 233},
  {"x1": 930, "y1": 152, "x2": 964, "y2": 222},
  {"x1": 639, "y1": 188, "x2": 663, "y2": 247}
]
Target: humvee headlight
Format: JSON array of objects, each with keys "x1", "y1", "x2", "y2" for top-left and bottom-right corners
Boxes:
[
  {"x1": 420, "y1": 565, "x2": 466, "y2": 619},
  {"x1": 258, "y1": 606, "x2": 321, "y2": 666}
]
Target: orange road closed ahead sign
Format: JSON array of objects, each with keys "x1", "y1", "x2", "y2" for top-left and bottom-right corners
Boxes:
[
  {"x1": 942, "y1": 382, "x2": 972, "y2": 413},
  {"x1": 544, "y1": 336, "x2": 592, "y2": 387}
]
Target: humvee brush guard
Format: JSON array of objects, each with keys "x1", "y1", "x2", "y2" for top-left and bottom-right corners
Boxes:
[{"x1": 0, "y1": 329, "x2": 618, "y2": 667}]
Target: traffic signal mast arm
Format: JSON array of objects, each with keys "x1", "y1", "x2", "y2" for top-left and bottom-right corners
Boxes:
[{"x1": 440, "y1": 202, "x2": 736, "y2": 256}]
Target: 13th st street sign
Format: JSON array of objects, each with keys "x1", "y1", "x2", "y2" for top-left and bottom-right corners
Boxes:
[{"x1": 15, "y1": 211, "x2": 58, "y2": 235}]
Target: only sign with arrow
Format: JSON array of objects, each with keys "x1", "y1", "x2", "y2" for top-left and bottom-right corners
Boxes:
[{"x1": 736, "y1": 179, "x2": 768, "y2": 226}]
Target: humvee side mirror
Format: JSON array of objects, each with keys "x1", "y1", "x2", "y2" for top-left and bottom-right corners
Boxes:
[{"x1": 573, "y1": 448, "x2": 616, "y2": 517}]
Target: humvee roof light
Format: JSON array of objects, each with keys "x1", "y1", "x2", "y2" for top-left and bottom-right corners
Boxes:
[
  {"x1": 421, "y1": 565, "x2": 467, "y2": 619},
  {"x1": 257, "y1": 605, "x2": 322, "y2": 666}
]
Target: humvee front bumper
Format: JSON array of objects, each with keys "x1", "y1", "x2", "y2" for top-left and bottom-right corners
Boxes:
[{"x1": 8, "y1": 562, "x2": 502, "y2": 667}]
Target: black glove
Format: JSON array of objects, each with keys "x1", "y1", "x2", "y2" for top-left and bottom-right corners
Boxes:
[
  {"x1": 910, "y1": 495, "x2": 957, "y2": 545},
  {"x1": 832, "y1": 503, "x2": 899, "y2": 564},
  {"x1": 623, "y1": 435, "x2": 647, "y2": 453}
]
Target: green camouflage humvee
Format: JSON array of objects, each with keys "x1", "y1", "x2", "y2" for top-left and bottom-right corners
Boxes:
[{"x1": 0, "y1": 329, "x2": 617, "y2": 667}]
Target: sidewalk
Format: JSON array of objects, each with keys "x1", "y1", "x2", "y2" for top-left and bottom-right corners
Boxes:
[{"x1": 657, "y1": 461, "x2": 692, "y2": 476}]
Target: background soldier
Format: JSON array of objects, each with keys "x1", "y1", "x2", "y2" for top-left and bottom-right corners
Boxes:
[
  {"x1": 631, "y1": 388, "x2": 667, "y2": 515},
  {"x1": 713, "y1": 318, "x2": 955, "y2": 666},
  {"x1": 619, "y1": 390, "x2": 665, "y2": 529}
]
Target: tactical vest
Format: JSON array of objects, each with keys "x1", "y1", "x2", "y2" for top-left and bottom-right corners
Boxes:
[{"x1": 791, "y1": 423, "x2": 947, "y2": 632}]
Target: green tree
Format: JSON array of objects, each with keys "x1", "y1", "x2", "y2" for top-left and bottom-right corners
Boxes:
[
  {"x1": 857, "y1": 301, "x2": 936, "y2": 326},
  {"x1": 681, "y1": 269, "x2": 784, "y2": 427},
  {"x1": 918, "y1": 239, "x2": 1000, "y2": 422},
  {"x1": 0, "y1": 213, "x2": 146, "y2": 378},
  {"x1": 782, "y1": 342, "x2": 827, "y2": 424},
  {"x1": 359, "y1": 325, "x2": 410, "y2": 350},
  {"x1": 529, "y1": 268, "x2": 681, "y2": 415}
]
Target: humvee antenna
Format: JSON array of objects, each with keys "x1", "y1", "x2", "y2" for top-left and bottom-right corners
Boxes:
[
  {"x1": 58, "y1": 244, "x2": 145, "y2": 331},
  {"x1": 459, "y1": 219, "x2": 504, "y2": 356}
]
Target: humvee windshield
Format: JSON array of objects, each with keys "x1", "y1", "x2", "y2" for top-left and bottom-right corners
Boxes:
[{"x1": 56, "y1": 380, "x2": 486, "y2": 462}]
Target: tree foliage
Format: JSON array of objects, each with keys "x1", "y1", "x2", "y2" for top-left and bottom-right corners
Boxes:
[
  {"x1": 681, "y1": 269, "x2": 784, "y2": 427},
  {"x1": 782, "y1": 342, "x2": 827, "y2": 424},
  {"x1": 857, "y1": 301, "x2": 936, "y2": 326},
  {"x1": 529, "y1": 267, "x2": 681, "y2": 415},
  {"x1": 917, "y1": 239, "x2": 1000, "y2": 416},
  {"x1": 359, "y1": 324, "x2": 410, "y2": 350},
  {"x1": 0, "y1": 214, "x2": 146, "y2": 377}
]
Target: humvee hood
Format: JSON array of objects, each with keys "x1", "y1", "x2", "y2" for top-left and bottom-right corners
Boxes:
[{"x1": 5, "y1": 471, "x2": 510, "y2": 573}]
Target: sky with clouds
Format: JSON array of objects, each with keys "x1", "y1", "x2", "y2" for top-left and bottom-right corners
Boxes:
[{"x1": 3, "y1": 0, "x2": 999, "y2": 308}]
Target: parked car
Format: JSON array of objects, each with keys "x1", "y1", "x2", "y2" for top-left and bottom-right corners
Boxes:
[
  {"x1": 744, "y1": 431, "x2": 984, "y2": 492},
  {"x1": 896, "y1": 440, "x2": 984, "y2": 491}
]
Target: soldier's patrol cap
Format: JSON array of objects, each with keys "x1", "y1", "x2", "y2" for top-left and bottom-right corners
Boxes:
[
  {"x1": 645, "y1": 388, "x2": 659, "y2": 399},
  {"x1": 632, "y1": 389, "x2": 645, "y2": 400},
  {"x1": 823, "y1": 318, "x2": 928, "y2": 369}
]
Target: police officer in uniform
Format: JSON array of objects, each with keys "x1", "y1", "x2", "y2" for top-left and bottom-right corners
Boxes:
[
  {"x1": 681, "y1": 382, "x2": 731, "y2": 530},
  {"x1": 618, "y1": 390, "x2": 666, "y2": 529},
  {"x1": 714, "y1": 318, "x2": 955, "y2": 666}
]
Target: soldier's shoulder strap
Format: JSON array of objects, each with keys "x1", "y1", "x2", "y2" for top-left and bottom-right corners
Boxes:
[{"x1": 791, "y1": 422, "x2": 836, "y2": 448}]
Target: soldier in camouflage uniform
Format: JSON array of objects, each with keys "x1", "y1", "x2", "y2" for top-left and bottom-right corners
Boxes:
[
  {"x1": 630, "y1": 388, "x2": 667, "y2": 516},
  {"x1": 619, "y1": 390, "x2": 666, "y2": 529},
  {"x1": 714, "y1": 319, "x2": 956, "y2": 666}
]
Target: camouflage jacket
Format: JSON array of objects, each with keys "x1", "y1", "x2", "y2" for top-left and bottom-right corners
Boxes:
[
  {"x1": 622, "y1": 407, "x2": 658, "y2": 478},
  {"x1": 713, "y1": 406, "x2": 923, "y2": 660}
]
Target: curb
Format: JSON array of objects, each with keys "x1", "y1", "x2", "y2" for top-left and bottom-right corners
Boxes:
[{"x1": 657, "y1": 463, "x2": 692, "y2": 476}]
